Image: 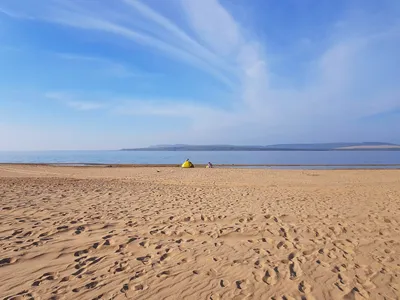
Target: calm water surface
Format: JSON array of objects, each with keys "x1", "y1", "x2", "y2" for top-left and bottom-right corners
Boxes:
[{"x1": 0, "y1": 151, "x2": 399, "y2": 168}]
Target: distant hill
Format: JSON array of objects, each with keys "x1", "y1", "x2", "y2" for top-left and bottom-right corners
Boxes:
[
  {"x1": 336, "y1": 145, "x2": 400, "y2": 150},
  {"x1": 121, "y1": 142, "x2": 400, "y2": 151}
]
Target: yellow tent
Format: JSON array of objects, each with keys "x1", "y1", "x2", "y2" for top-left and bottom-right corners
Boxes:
[{"x1": 181, "y1": 160, "x2": 194, "y2": 168}]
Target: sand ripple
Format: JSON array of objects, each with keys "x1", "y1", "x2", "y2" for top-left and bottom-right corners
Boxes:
[{"x1": 1, "y1": 166, "x2": 400, "y2": 299}]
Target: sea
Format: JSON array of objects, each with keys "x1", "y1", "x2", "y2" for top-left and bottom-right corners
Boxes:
[{"x1": 0, "y1": 150, "x2": 400, "y2": 169}]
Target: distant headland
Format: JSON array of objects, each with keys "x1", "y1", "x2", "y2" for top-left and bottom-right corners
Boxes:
[{"x1": 121, "y1": 142, "x2": 400, "y2": 151}]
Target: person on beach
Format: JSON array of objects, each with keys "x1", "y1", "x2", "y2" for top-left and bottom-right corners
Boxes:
[{"x1": 206, "y1": 162, "x2": 213, "y2": 168}]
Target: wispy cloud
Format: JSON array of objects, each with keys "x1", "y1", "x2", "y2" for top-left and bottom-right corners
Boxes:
[
  {"x1": 44, "y1": 91, "x2": 238, "y2": 136},
  {"x1": 0, "y1": 6, "x2": 24, "y2": 18},
  {"x1": 55, "y1": 53, "x2": 151, "y2": 78},
  {"x1": 40, "y1": 1, "x2": 400, "y2": 132},
  {"x1": 66, "y1": 101, "x2": 105, "y2": 111},
  {"x1": 45, "y1": 92, "x2": 106, "y2": 111},
  {"x1": 121, "y1": 0, "x2": 230, "y2": 71},
  {"x1": 181, "y1": 0, "x2": 241, "y2": 56},
  {"x1": 56, "y1": 53, "x2": 107, "y2": 63},
  {"x1": 46, "y1": 91, "x2": 216, "y2": 117},
  {"x1": 0, "y1": 0, "x2": 249, "y2": 90},
  {"x1": 114, "y1": 99, "x2": 208, "y2": 117},
  {"x1": 2, "y1": 0, "x2": 399, "y2": 145},
  {"x1": 13, "y1": 0, "x2": 237, "y2": 88}
]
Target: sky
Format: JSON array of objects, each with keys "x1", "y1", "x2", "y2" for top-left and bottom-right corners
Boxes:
[{"x1": 0, "y1": 0, "x2": 399, "y2": 150}]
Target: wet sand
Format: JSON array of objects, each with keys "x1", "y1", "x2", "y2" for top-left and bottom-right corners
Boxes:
[{"x1": 1, "y1": 165, "x2": 400, "y2": 299}]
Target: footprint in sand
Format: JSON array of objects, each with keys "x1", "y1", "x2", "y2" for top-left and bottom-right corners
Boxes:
[
  {"x1": 299, "y1": 280, "x2": 312, "y2": 294},
  {"x1": 137, "y1": 255, "x2": 152, "y2": 265},
  {"x1": 160, "y1": 253, "x2": 169, "y2": 262},
  {"x1": 289, "y1": 261, "x2": 303, "y2": 279},
  {"x1": 92, "y1": 242, "x2": 102, "y2": 249},
  {"x1": 263, "y1": 268, "x2": 278, "y2": 285},
  {"x1": 75, "y1": 225, "x2": 85, "y2": 234},
  {"x1": 12, "y1": 229, "x2": 23, "y2": 236},
  {"x1": 74, "y1": 249, "x2": 89, "y2": 257},
  {"x1": 103, "y1": 239, "x2": 115, "y2": 246},
  {"x1": 32, "y1": 272, "x2": 58, "y2": 287},
  {"x1": 85, "y1": 281, "x2": 98, "y2": 289},
  {"x1": 209, "y1": 293, "x2": 220, "y2": 300},
  {"x1": 157, "y1": 270, "x2": 170, "y2": 278},
  {"x1": 343, "y1": 287, "x2": 369, "y2": 300},
  {"x1": 0, "y1": 257, "x2": 17, "y2": 266},
  {"x1": 56, "y1": 225, "x2": 69, "y2": 231},
  {"x1": 220, "y1": 279, "x2": 231, "y2": 287},
  {"x1": 60, "y1": 276, "x2": 71, "y2": 282},
  {"x1": 72, "y1": 265, "x2": 87, "y2": 276},
  {"x1": 235, "y1": 279, "x2": 250, "y2": 290},
  {"x1": 134, "y1": 284, "x2": 148, "y2": 291},
  {"x1": 139, "y1": 240, "x2": 150, "y2": 248}
]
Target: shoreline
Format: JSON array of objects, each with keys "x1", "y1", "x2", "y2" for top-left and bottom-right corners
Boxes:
[{"x1": 0, "y1": 162, "x2": 400, "y2": 170}]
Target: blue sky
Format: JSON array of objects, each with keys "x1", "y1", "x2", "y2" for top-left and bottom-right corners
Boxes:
[{"x1": 0, "y1": 0, "x2": 399, "y2": 150}]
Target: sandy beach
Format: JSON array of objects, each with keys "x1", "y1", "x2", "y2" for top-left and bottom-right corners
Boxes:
[{"x1": 1, "y1": 165, "x2": 400, "y2": 300}]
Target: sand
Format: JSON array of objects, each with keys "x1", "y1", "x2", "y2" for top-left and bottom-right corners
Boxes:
[{"x1": 1, "y1": 165, "x2": 400, "y2": 300}]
